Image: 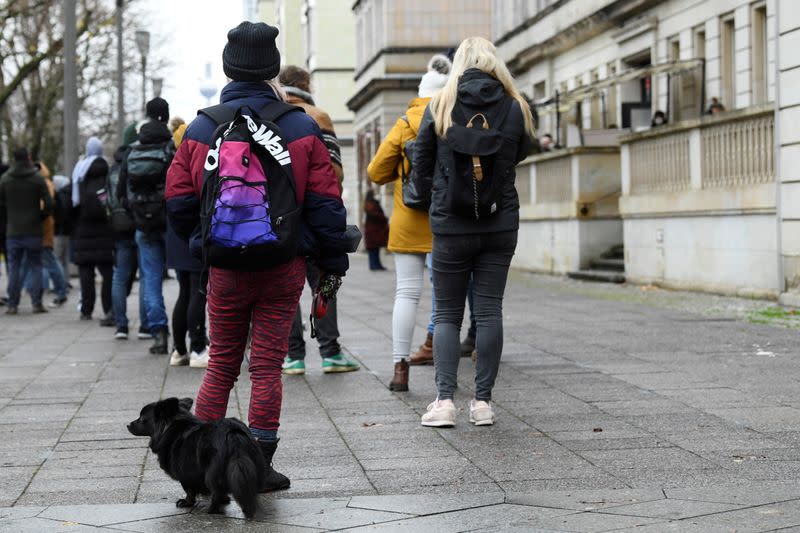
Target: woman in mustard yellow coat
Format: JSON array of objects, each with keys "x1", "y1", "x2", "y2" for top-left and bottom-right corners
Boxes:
[{"x1": 367, "y1": 54, "x2": 451, "y2": 391}]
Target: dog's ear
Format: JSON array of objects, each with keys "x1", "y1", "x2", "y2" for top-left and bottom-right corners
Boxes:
[
  {"x1": 178, "y1": 397, "x2": 194, "y2": 411},
  {"x1": 159, "y1": 397, "x2": 181, "y2": 418}
]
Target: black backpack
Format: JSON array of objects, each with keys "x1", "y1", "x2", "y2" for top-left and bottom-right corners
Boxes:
[
  {"x1": 125, "y1": 140, "x2": 174, "y2": 233},
  {"x1": 444, "y1": 98, "x2": 514, "y2": 220},
  {"x1": 399, "y1": 116, "x2": 430, "y2": 211},
  {"x1": 107, "y1": 162, "x2": 134, "y2": 233},
  {"x1": 198, "y1": 101, "x2": 302, "y2": 271}
]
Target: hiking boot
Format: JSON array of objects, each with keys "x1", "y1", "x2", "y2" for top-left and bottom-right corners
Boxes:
[
  {"x1": 322, "y1": 354, "x2": 360, "y2": 373},
  {"x1": 169, "y1": 349, "x2": 189, "y2": 367},
  {"x1": 114, "y1": 327, "x2": 129, "y2": 340},
  {"x1": 137, "y1": 326, "x2": 151, "y2": 340},
  {"x1": 389, "y1": 360, "x2": 409, "y2": 392},
  {"x1": 282, "y1": 357, "x2": 306, "y2": 375},
  {"x1": 49, "y1": 296, "x2": 67, "y2": 308},
  {"x1": 469, "y1": 400, "x2": 495, "y2": 426},
  {"x1": 32, "y1": 304, "x2": 48, "y2": 314},
  {"x1": 149, "y1": 328, "x2": 169, "y2": 355},
  {"x1": 461, "y1": 335, "x2": 476, "y2": 357},
  {"x1": 99, "y1": 313, "x2": 115, "y2": 327},
  {"x1": 5, "y1": 306, "x2": 18, "y2": 315},
  {"x1": 409, "y1": 333, "x2": 433, "y2": 365},
  {"x1": 256, "y1": 438, "x2": 290, "y2": 492},
  {"x1": 189, "y1": 348, "x2": 209, "y2": 368},
  {"x1": 421, "y1": 398, "x2": 456, "y2": 427}
]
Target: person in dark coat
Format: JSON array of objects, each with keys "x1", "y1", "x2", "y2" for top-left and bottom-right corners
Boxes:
[
  {"x1": 165, "y1": 129, "x2": 207, "y2": 368},
  {"x1": 71, "y1": 137, "x2": 114, "y2": 323},
  {"x1": 362, "y1": 189, "x2": 388, "y2": 271},
  {"x1": 412, "y1": 37, "x2": 535, "y2": 428}
]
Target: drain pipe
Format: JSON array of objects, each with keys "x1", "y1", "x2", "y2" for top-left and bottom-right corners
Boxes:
[{"x1": 774, "y1": 0, "x2": 785, "y2": 297}]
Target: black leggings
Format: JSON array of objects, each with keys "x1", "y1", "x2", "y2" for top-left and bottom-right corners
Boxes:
[
  {"x1": 172, "y1": 270, "x2": 207, "y2": 354},
  {"x1": 79, "y1": 263, "x2": 113, "y2": 317}
]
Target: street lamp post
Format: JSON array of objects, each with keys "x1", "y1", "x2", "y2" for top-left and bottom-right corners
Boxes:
[
  {"x1": 152, "y1": 78, "x2": 163, "y2": 99},
  {"x1": 135, "y1": 30, "x2": 150, "y2": 113},
  {"x1": 63, "y1": 0, "x2": 78, "y2": 175},
  {"x1": 116, "y1": 0, "x2": 124, "y2": 144}
]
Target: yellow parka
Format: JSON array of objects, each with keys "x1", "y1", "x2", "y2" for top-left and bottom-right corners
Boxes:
[{"x1": 367, "y1": 97, "x2": 432, "y2": 254}]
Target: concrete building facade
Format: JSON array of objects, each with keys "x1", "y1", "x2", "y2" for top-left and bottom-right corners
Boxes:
[
  {"x1": 258, "y1": 0, "x2": 358, "y2": 222},
  {"x1": 347, "y1": 0, "x2": 492, "y2": 222},
  {"x1": 494, "y1": 0, "x2": 798, "y2": 301}
]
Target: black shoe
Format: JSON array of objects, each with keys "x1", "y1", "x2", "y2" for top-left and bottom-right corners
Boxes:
[
  {"x1": 0, "y1": 296, "x2": 7, "y2": 306},
  {"x1": 256, "y1": 438, "x2": 290, "y2": 492},
  {"x1": 32, "y1": 305, "x2": 48, "y2": 314},
  {"x1": 137, "y1": 325, "x2": 151, "y2": 340},
  {"x1": 115, "y1": 327, "x2": 129, "y2": 340},
  {"x1": 49, "y1": 297, "x2": 67, "y2": 308},
  {"x1": 5, "y1": 306, "x2": 17, "y2": 315},
  {"x1": 149, "y1": 328, "x2": 169, "y2": 355},
  {"x1": 99, "y1": 313, "x2": 115, "y2": 327},
  {"x1": 79, "y1": 314, "x2": 92, "y2": 321}
]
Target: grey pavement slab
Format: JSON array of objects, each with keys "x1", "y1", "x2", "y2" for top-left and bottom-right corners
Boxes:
[{"x1": 3, "y1": 256, "x2": 800, "y2": 530}]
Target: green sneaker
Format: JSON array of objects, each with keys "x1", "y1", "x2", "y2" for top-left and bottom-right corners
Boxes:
[
  {"x1": 322, "y1": 354, "x2": 360, "y2": 374},
  {"x1": 282, "y1": 357, "x2": 306, "y2": 375}
]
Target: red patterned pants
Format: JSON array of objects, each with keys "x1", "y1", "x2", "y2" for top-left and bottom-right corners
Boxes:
[{"x1": 194, "y1": 258, "x2": 305, "y2": 432}]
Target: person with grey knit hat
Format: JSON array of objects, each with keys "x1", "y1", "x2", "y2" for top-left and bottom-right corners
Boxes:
[{"x1": 366, "y1": 53, "x2": 451, "y2": 391}]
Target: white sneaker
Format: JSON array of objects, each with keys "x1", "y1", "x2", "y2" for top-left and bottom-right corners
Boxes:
[
  {"x1": 189, "y1": 348, "x2": 209, "y2": 369},
  {"x1": 469, "y1": 400, "x2": 495, "y2": 426},
  {"x1": 421, "y1": 398, "x2": 456, "y2": 427},
  {"x1": 169, "y1": 349, "x2": 189, "y2": 367}
]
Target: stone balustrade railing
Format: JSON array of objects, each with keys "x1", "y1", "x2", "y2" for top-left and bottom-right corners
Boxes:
[{"x1": 621, "y1": 104, "x2": 775, "y2": 198}]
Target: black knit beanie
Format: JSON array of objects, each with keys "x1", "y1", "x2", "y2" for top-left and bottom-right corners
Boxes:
[
  {"x1": 223, "y1": 22, "x2": 281, "y2": 81},
  {"x1": 146, "y1": 97, "x2": 170, "y2": 123}
]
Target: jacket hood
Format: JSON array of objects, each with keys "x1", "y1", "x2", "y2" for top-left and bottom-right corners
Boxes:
[
  {"x1": 113, "y1": 145, "x2": 128, "y2": 163},
  {"x1": 456, "y1": 68, "x2": 505, "y2": 107},
  {"x1": 9, "y1": 162, "x2": 36, "y2": 178},
  {"x1": 284, "y1": 86, "x2": 315, "y2": 106},
  {"x1": 406, "y1": 97, "x2": 431, "y2": 130},
  {"x1": 220, "y1": 80, "x2": 280, "y2": 106},
  {"x1": 138, "y1": 119, "x2": 172, "y2": 145}
]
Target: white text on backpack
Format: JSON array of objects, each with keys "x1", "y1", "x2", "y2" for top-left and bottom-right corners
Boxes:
[{"x1": 246, "y1": 115, "x2": 292, "y2": 166}]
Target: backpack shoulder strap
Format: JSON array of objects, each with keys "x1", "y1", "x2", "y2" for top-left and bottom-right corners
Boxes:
[
  {"x1": 258, "y1": 101, "x2": 304, "y2": 123},
  {"x1": 198, "y1": 104, "x2": 235, "y2": 126}
]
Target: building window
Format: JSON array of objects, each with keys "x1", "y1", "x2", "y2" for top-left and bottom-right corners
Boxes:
[
  {"x1": 668, "y1": 37, "x2": 681, "y2": 122},
  {"x1": 720, "y1": 14, "x2": 736, "y2": 109},
  {"x1": 752, "y1": 2, "x2": 768, "y2": 104}
]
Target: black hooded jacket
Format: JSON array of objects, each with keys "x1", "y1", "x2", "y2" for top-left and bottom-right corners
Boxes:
[{"x1": 413, "y1": 69, "x2": 534, "y2": 235}]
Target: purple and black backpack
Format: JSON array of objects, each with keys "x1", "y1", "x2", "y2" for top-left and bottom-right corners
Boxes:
[{"x1": 198, "y1": 102, "x2": 302, "y2": 271}]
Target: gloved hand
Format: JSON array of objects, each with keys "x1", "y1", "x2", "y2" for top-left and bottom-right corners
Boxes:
[{"x1": 310, "y1": 273, "x2": 343, "y2": 338}]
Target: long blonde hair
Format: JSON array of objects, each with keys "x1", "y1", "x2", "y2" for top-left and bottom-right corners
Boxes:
[{"x1": 429, "y1": 37, "x2": 535, "y2": 140}]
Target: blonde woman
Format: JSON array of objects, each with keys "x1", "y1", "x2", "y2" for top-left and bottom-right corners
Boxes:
[
  {"x1": 368, "y1": 54, "x2": 451, "y2": 392},
  {"x1": 412, "y1": 37, "x2": 535, "y2": 427}
]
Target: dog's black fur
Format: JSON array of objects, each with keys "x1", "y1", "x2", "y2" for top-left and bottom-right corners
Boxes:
[{"x1": 127, "y1": 397, "x2": 265, "y2": 518}]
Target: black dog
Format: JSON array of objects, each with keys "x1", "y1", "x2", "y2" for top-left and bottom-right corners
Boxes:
[{"x1": 127, "y1": 397, "x2": 265, "y2": 518}]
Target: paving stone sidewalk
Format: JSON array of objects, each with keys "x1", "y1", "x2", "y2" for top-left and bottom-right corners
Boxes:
[{"x1": 2, "y1": 256, "x2": 800, "y2": 531}]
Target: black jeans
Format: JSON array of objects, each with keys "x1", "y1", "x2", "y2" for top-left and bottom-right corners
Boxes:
[
  {"x1": 288, "y1": 261, "x2": 341, "y2": 359},
  {"x1": 79, "y1": 263, "x2": 113, "y2": 317},
  {"x1": 432, "y1": 231, "x2": 517, "y2": 401},
  {"x1": 172, "y1": 270, "x2": 207, "y2": 355}
]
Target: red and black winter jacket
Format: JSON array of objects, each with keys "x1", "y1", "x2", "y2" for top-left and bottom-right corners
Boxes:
[{"x1": 165, "y1": 81, "x2": 349, "y2": 275}]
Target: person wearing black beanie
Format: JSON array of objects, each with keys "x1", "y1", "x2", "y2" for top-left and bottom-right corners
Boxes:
[
  {"x1": 222, "y1": 21, "x2": 281, "y2": 81},
  {"x1": 146, "y1": 97, "x2": 170, "y2": 124},
  {"x1": 166, "y1": 18, "x2": 355, "y2": 497}
]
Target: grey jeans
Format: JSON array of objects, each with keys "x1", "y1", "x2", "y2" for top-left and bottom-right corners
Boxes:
[{"x1": 432, "y1": 231, "x2": 517, "y2": 401}]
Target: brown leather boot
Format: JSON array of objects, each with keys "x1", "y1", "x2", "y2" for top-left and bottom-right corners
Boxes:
[
  {"x1": 389, "y1": 360, "x2": 409, "y2": 391},
  {"x1": 409, "y1": 333, "x2": 433, "y2": 365}
]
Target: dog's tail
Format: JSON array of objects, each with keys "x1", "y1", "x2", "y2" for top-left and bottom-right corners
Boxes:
[{"x1": 227, "y1": 454, "x2": 263, "y2": 519}]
